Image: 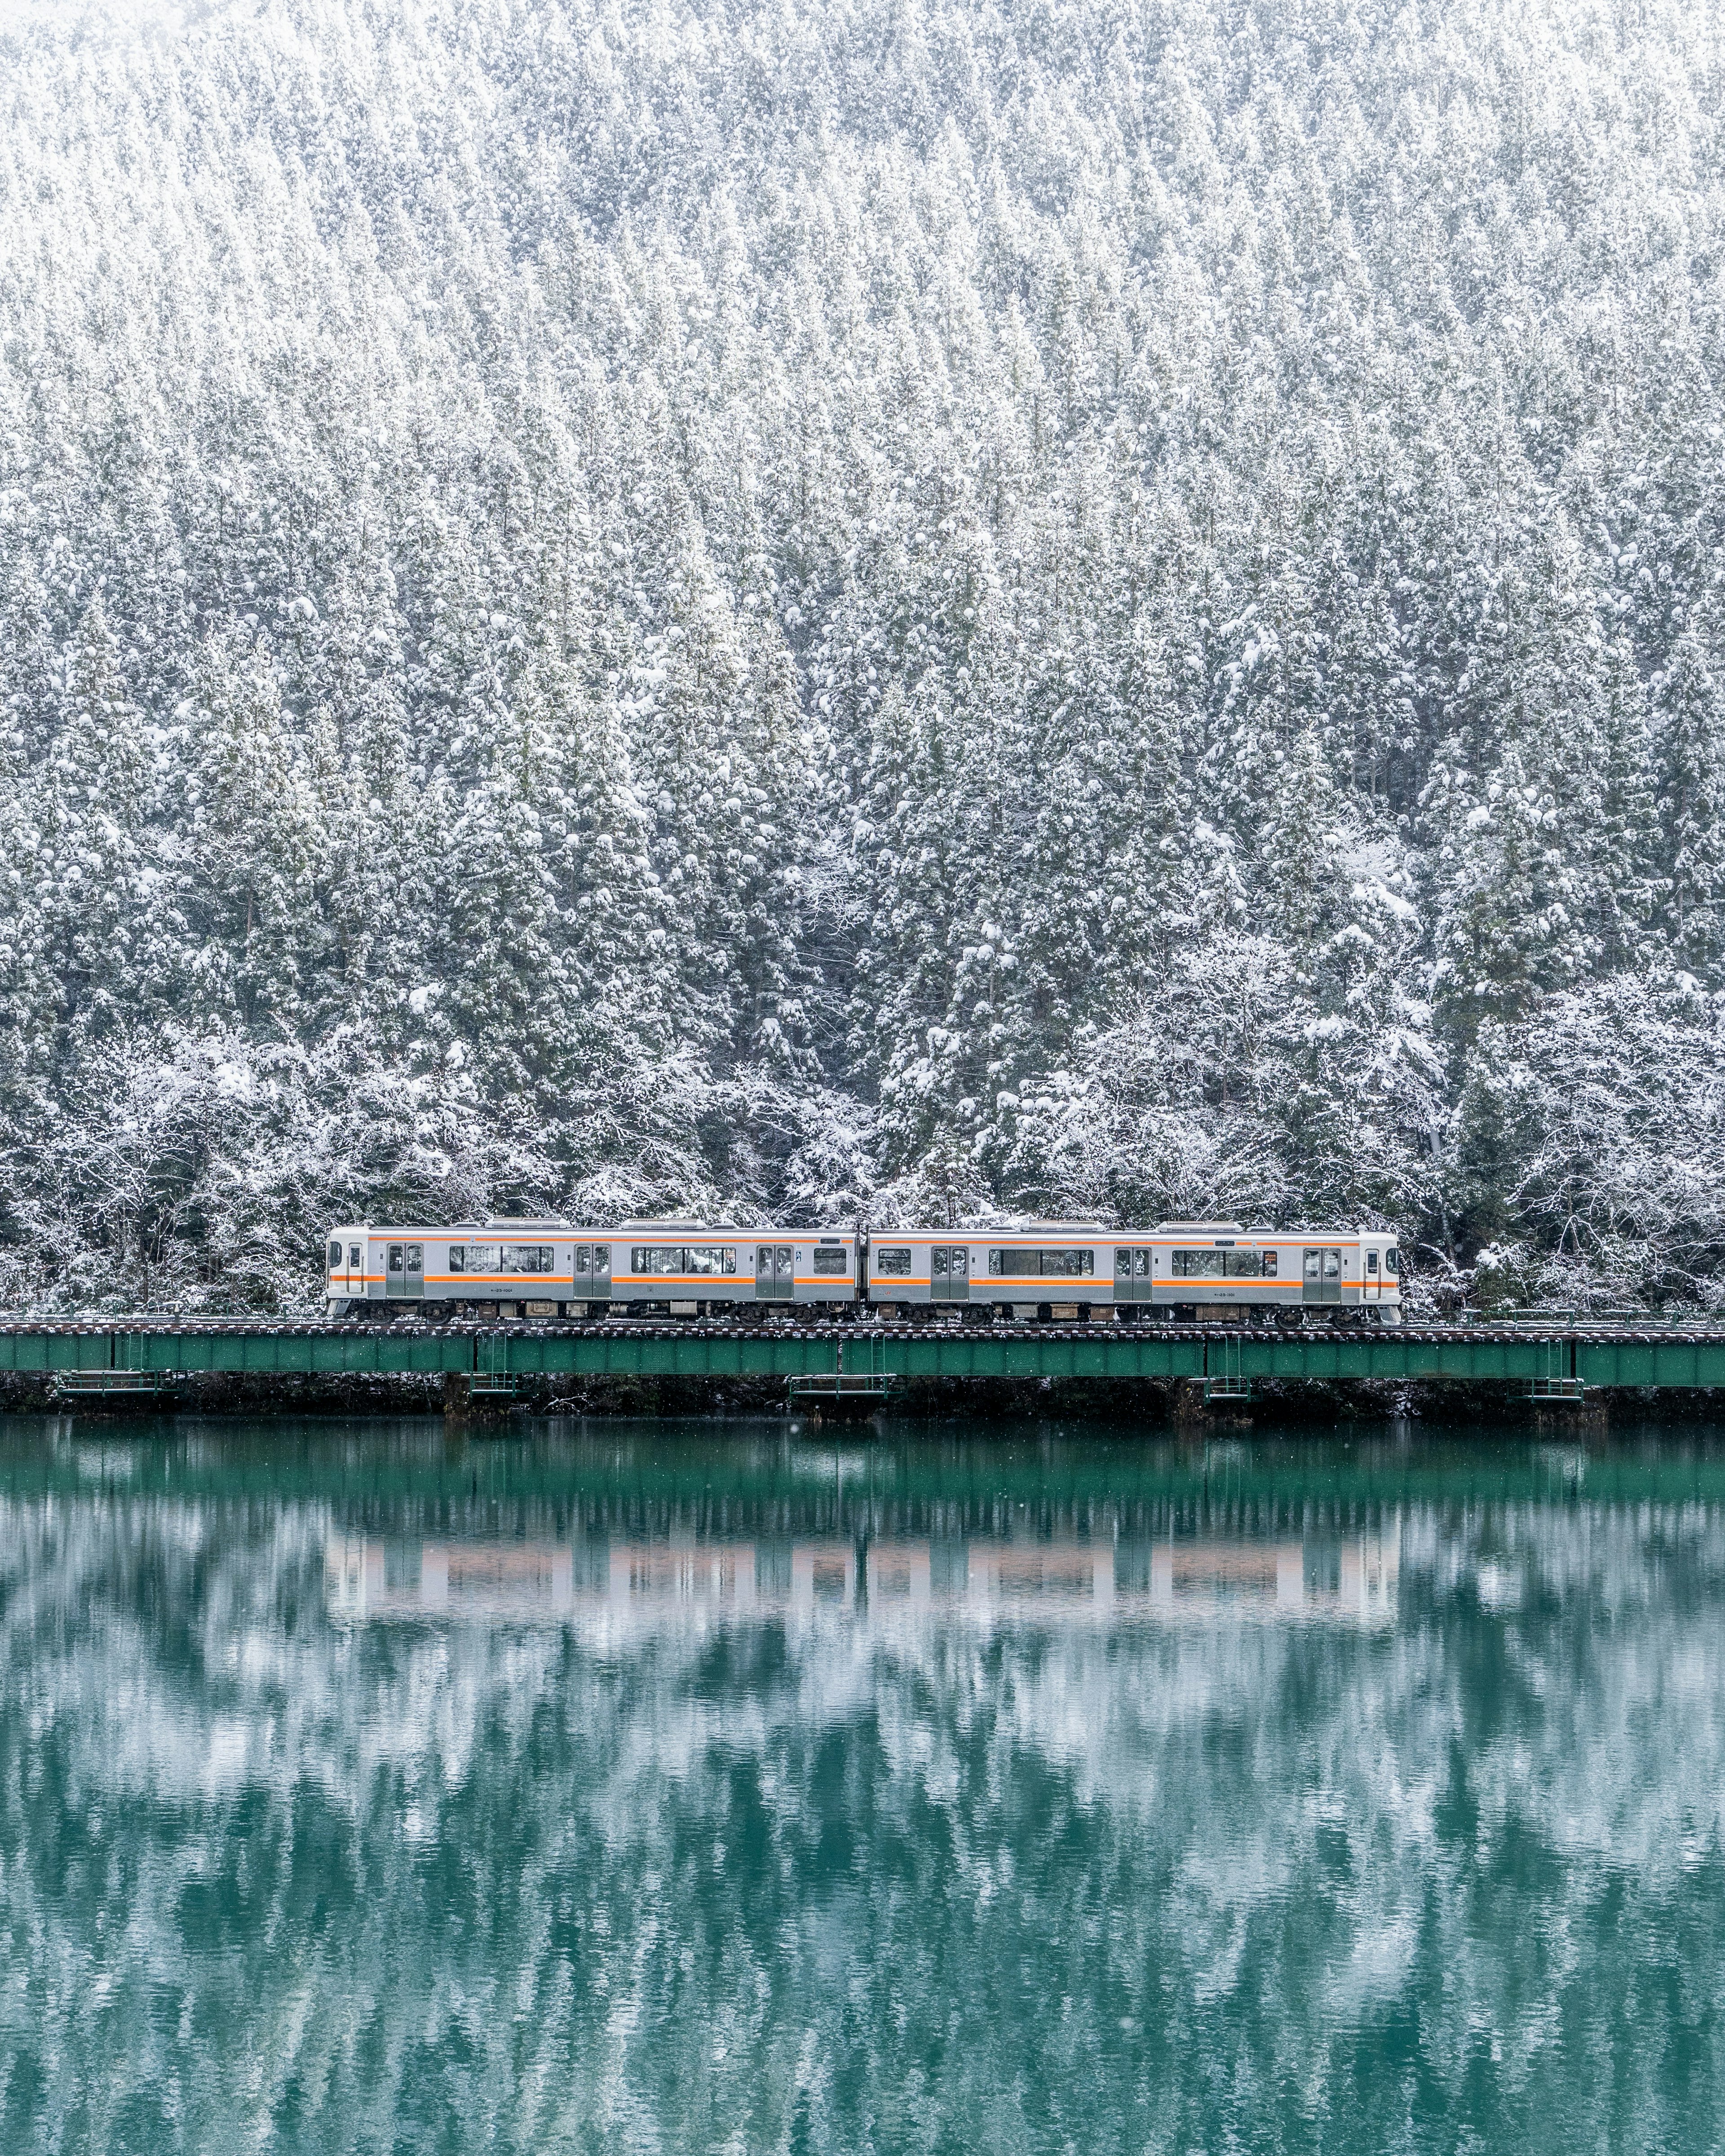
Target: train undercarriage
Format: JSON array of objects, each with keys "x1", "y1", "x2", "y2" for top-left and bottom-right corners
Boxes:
[{"x1": 328, "y1": 1297, "x2": 1403, "y2": 1328}]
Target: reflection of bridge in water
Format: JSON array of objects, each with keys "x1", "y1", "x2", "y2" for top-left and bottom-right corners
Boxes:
[{"x1": 325, "y1": 1524, "x2": 1398, "y2": 1628}]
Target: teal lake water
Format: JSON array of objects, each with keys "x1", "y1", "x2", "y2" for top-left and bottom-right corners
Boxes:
[{"x1": 2, "y1": 1414, "x2": 1723, "y2": 2153}]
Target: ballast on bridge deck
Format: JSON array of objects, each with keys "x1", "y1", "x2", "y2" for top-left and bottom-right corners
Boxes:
[{"x1": 1, "y1": 1316, "x2": 1724, "y2": 1395}]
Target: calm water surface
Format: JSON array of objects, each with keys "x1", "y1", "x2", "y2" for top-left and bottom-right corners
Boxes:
[{"x1": 1, "y1": 1414, "x2": 1723, "y2": 2153}]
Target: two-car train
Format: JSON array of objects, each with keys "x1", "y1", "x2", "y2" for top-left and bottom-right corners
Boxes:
[{"x1": 324, "y1": 1220, "x2": 1402, "y2": 1322}]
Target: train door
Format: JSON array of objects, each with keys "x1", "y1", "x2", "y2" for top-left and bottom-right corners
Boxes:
[
  {"x1": 931, "y1": 1246, "x2": 969, "y2": 1302},
  {"x1": 1363, "y1": 1247, "x2": 1381, "y2": 1302},
  {"x1": 1302, "y1": 1248, "x2": 1340, "y2": 1306},
  {"x1": 1114, "y1": 1248, "x2": 1152, "y2": 1303},
  {"x1": 385, "y1": 1242, "x2": 424, "y2": 1300},
  {"x1": 756, "y1": 1244, "x2": 794, "y2": 1301},
  {"x1": 345, "y1": 1237, "x2": 364, "y2": 1298}
]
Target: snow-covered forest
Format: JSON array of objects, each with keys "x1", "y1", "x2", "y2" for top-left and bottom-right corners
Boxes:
[{"x1": 3, "y1": 0, "x2": 1725, "y2": 1310}]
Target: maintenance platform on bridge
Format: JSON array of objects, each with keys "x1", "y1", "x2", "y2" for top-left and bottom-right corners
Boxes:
[{"x1": 1, "y1": 1315, "x2": 1724, "y2": 1406}]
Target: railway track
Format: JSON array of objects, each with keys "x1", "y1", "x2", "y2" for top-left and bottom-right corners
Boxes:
[{"x1": 0, "y1": 1311, "x2": 1720, "y2": 1402}]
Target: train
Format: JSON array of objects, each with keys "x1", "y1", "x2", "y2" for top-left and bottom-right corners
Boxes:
[
  {"x1": 325, "y1": 1524, "x2": 1398, "y2": 1628},
  {"x1": 324, "y1": 1219, "x2": 1403, "y2": 1322}
]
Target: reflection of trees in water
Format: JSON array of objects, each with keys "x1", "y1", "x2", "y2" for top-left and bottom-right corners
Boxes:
[{"x1": 1, "y1": 1496, "x2": 1723, "y2": 2152}]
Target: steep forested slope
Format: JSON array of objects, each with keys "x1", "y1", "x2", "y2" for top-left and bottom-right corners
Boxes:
[{"x1": 2, "y1": 0, "x2": 1725, "y2": 1308}]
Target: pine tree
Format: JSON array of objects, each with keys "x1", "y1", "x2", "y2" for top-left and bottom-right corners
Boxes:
[{"x1": 1657, "y1": 621, "x2": 1725, "y2": 979}]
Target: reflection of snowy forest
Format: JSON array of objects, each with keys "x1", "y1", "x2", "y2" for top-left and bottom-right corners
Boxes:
[
  {"x1": 2, "y1": 1476, "x2": 1722, "y2": 2150},
  {"x1": 3, "y1": 0, "x2": 1724, "y2": 1309}
]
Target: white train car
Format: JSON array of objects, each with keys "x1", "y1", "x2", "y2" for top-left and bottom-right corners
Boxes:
[
  {"x1": 324, "y1": 1222, "x2": 858, "y2": 1316},
  {"x1": 325, "y1": 1217, "x2": 1398, "y2": 1322},
  {"x1": 866, "y1": 1222, "x2": 1401, "y2": 1321}
]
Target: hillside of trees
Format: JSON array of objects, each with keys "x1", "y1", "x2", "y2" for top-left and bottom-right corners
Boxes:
[{"x1": 3, "y1": 0, "x2": 1725, "y2": 1310}]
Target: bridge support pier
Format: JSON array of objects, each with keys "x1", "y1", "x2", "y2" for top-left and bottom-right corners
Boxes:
[
  {"x1": 1172, "y1": 1378, "x2": 1253, "y2": 1427},
  {"x1": 1533, "y1": 1395, "x2": 1609, "y2": 1442},
  {"x1": 442, "y1": 1373, "x2": 471, "y2": 1421}
]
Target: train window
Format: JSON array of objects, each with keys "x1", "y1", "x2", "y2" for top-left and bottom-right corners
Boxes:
[
  {"x1": 1323, "y1": 1249, "x2": 1341, "y2": 1281},
  {"x1": 1174, "y1": 1248, "x2": 1263, "y2": 1278},
  {"x1": 349, "y1": 1244, "x2": 361, "y2": 1269},
  {"x1": 451, "y1": 1242, "x2": 545, "y2": 1267},
  {"x1": 594, "y1": 1245, "x2": 610, "y2": 1276},
  {"x1": 1366, "y1": 1250, "x2": 1379, "y2": 1276},
  {"x1": 575, "y1": 1246, "x2": 591, "y2": 1276},
  {"x1": 328, "y1": 1239, "x2": 342, "y2": 1270},
  {"x1": 1115, "y1": 1248, "x2": 1131, "y2": 1277},
  {"x1": 1135, "y1": 1248, "x2": 1150, "y2": 1278},
  {"x1": 812, "y1": 1248, "x2": 847, "y2": 1275},
  {"x1": 876, "y1": 1248, "x2": 911, "y2": 1276},
  {"x1": 632, "y1": 1246, "x2": 688, "y2": 1275},
  {"x1": 388, "y1": 1245, "x2": 404, "y2": 1274},
  {"x1": 1384, "y1": 1247, "x2": 1398, "y2": 1276},
  {"x1": 990, "y1": 1248, "x2": 1095, "y2": 1277},
  {"x1": 685, "y1": 1247, "x2": 739, "y2": 1276}
]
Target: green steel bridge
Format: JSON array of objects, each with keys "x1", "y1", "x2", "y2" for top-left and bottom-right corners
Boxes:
[{"x1": 3, "y1": 1314, "x2": 1725, "y2": 1406}]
